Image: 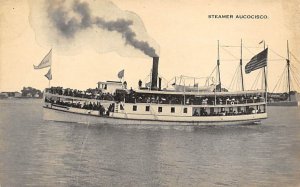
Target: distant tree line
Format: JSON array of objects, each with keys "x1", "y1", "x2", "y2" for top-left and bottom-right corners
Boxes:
[{"x1": 21, "y1": 87, "x2": 43, "y2": 98}]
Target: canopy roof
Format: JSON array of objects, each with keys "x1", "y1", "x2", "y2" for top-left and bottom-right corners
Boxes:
[{"x1": 134, "y1": 89, "x2": 266, "y2": 97}]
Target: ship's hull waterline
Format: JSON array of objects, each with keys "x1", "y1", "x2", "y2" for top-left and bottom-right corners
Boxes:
[{"x1": 43, "y1": 107, "x2": 267, "y2": 126}]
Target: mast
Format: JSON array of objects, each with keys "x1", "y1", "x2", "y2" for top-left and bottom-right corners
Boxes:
[
  {"x1": 263, "y1": 41, "x2": 267, "y2": 91},
  {"x1": 49, "y1": 48, "x2": 52, "y2": 88},
  {"x1": 240, "y1": 39, "x2": 244, "y2": 91},
  {"x1": 217, "y1": 40, "x2": 221, "y2": 91},
  {"x1": 287, "y1": 40, "x2": 291, "y2": 101}
]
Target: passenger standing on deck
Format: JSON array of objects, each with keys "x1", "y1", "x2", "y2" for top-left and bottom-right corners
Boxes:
[{"x1": 123, "y1": 81, "x2": 127, "y2": 89}]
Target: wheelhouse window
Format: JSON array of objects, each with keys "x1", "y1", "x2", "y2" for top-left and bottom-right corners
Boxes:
[
  {"x1": 171, "y1": 107, "x2": 175, "y2": 113},
  {"x1": 145, "y1": 106, "x2": 150, "y2": 111},
  {"x1": 158, "y1": 107, "x2": 162, "y2": 113},
  {"x1": 183, "y1": 108, "x2": 188, "y2": 113},
  {"x1": 133, "y1": 105, "x2": 137, "y2": 111}
]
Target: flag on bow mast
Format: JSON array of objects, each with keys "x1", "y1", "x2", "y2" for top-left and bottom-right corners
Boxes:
[
  {"x1": 118, "y1": 69, "x2": 124, "y2": 79},
  {"x1": 245, "y1": 48, "x2": 268, "y2": 74},
  {"x1": 44, "y1": 68, "x2": 52, "y2": 80},
  {"x1": 34, "y1": 49, "x2": 52, "y2": 69}
]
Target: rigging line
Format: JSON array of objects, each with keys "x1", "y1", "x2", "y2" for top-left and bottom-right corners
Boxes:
[
  {"x1": 274, "y1": 75, "x2": 282, "y2": 93},
  {"x1": 269, "y1": 48, "x2": 286, "y2": 59},
  {"x1": 293, "y1": 75, "x2": 300, "y2": 90},
  {"x1": 281, "y1": 67, "x2": 286, "y2": 93},
  {"x1": 226, "y1": 58, "x2": 284, "y2": 61},
  {"x1": 221, "y1": 47, "x2": 239, "y2": 60},
  {"x1": 291, "y1": 63, "x2": 298, "y2": 69},
  {"x1": 290, "y1": 68, "x2": 300, "y2": 89},
  {"x1": 228, "y1": 65, "x2": 239, "y2": 90},
  {"x1": 290, "y1": 74, "x2": 295, "y2": 91},
  {"x1": 291, "y1": 69, "x2": 300, "y2": 82},
  {"x1": 233, "y1": 71, "x2": 238, "y2": 91},
  {"x1": 269, "y1": 59, "x2": 287, "y2": 61},
  {"x1": 243, "y1": 46, "x2": 261, "y2": 48},
  {"x1": 284, "y1": 67, "x2": 289, "y2": 92},
  {"x1": 291, "y1": 74, "x2": 300, "y2": 91},
  {"x1": 258, "y1": 69, "x2": 263, "y2": 90},
  {"x1": 278, "y1": 68, "x2": 286, "y2": 93},
  {"x1": 208, "y1": 65, "x2": 217, "y2": 79},
  {"x1": 143, "y1": 74, "x2": 150, "y2": 82},
  {"x1": 250, "y1": 72, "x2": 257, "y2": 90},
  {"x1": 158, "y1": 74, "x2": 170, "y2": 84},
  {"x1": 236, "y1": 67, "x2": 241, "y2": 91},
  {"x1": 157, "y1": 74, "x2": 169, "y2": 88},
  {"x1": 234, "y1": 72, "x2": 238, "y2": 91},
  {"x1": 229, "y1": 69, "x2": 236, "y2": 90},
  {"x1": 221, "y1": 45, "x2": 240, "y2": 48},
  {"x1": 260, "y1": 69, "x2": 264, "y2": 89},
  {"x1": 290, "y1": 52, "x2": 300, "y2": 64},
  {"x1": 238, "y1": 72, "x2": 242, "y2": 90},
  {"x1": 251, "y1": 70, "x2": 261, "y2": 90},
  {"x1": 290, "y1": 64, "x2": 300, "y2": 76},
  {"x1": 243, "y1": 46, "x2": 256, "y2": 55},
  {"x1": 284, "y1": 67, "x2": 289, "y2": 91},
  {"x1": 166, "y1": 77, "x2": 176, "y2": 87},
  {"x1": 272, "y1": 65, "x2": 287, "y2": 93},
  {"x1": 290, "y1": 66, "x2": 300, "y2": 82},
  {"x1": 222, "y1": 59, "x2": 241, "y2": 61},
  {"x1": 221, "y1": 45, "x2": 261, "y2": 48}
]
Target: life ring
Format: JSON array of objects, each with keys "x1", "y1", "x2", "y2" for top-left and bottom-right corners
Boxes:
[{"x1": 231, "y1": 101, "x2": 235, "y2": 105}]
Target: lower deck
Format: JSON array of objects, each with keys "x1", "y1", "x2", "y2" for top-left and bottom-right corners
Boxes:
[{"x1": 43, "y1": 102, "x2": 267, "y2": 126}]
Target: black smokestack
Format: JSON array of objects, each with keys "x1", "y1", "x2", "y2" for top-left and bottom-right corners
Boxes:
[
  {"x1": 158, "y1": 77, "x2": 162, "y2": 91},
  {"x1": 151, "y1": 57, "x2": 159, "y2": 90}
]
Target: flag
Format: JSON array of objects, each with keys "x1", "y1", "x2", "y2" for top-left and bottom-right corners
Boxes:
[
  {"x1": 44, "y1": 68, "x2": 52, "y2": 80},
  {"x1": 118, "y1": 69, "x2": 124, "y2": 79},
  {"x1": 34, "y1": 49, "x2": 52, "y2": 69},
  {"x1": 245, "y1": 48, "x2": 268, "y2": 74},
  {"x1": 259, "y1": 40, "x2": 264, "y2": 44}
]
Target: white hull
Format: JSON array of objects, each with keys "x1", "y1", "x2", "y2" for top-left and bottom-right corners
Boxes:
[{"x1": 43, "y1": 107, "x2": 267, "y2": 126}]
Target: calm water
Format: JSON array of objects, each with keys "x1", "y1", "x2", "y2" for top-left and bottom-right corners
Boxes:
[{"x1": 0, "y1": 99, "x2": 300, "y2": 186}]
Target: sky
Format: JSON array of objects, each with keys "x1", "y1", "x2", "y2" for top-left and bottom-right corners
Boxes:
[{"x1": 0, "y1": 0, "x2": 300, "y2": 92}]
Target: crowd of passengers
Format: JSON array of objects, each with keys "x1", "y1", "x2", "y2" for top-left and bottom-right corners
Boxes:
[
  {"x1": 126, "y1": 93, "x2": 265, "y2": 105},
  {"x1": 45, "y1": 97, "x2": 114, "y2": 116},
  {"x1": 192, "y1": 107, "x2": 264, "y2": 116},
  {"x1": 46, "y1": 87, "x2": 115, "y2": 101},
  {"x1": 46, "y1": 87, "x2": 265, "y2": 106}
]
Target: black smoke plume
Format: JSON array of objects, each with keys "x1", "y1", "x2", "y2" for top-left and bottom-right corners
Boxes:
[{"x1": 47, "y1": 0, "x2": 158, "y2": 57}]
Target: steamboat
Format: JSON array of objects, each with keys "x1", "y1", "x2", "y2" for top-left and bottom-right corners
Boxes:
[{"x1": 42, "y1": 49, "x2": 268, "y2": 126}]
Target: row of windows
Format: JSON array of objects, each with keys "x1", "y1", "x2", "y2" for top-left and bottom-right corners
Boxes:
[{"x1": 133, "y1": 105, "x2": 188, "y2": 113}]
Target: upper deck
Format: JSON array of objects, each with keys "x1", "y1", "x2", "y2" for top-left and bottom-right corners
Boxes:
[{"x1": 135, "y1": 88, "x2": 266, "y2": 97}]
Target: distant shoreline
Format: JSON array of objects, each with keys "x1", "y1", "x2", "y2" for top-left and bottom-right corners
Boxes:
[{"x1": 0, "y1": 97, "x2": 42, "y2": 100}]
